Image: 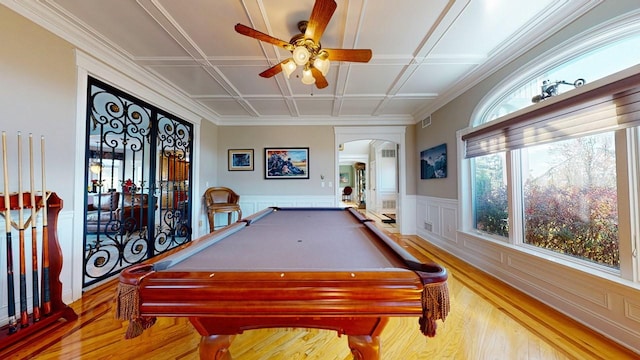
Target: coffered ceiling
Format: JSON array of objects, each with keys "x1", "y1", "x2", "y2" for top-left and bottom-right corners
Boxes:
[{"x1": 3, "y1": 0, "x2": 596, "y2": 125}]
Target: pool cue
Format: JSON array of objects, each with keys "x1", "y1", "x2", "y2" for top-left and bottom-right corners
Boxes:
[
  {"x1": 17, "y1": 132, "x2": 29, "y2": 327},
  {"x1": 40, "y1": 135, "x2": 51, "y2": 316},
  {"x1": 2, "y1": 131, "x2": 18, "y2": 333},
  {"x1": 29, "y1": 134, "x2": 41, "y2": 322}
]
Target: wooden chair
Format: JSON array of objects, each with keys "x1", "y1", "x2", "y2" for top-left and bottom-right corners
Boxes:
[{"x1": 204, "y1": 187, "x2": 242, "y2": 232}]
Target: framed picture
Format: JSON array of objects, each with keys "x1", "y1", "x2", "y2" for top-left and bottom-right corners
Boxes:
[
  {"x1": 420, "y1": 143, "x2": 447, "y2": 179},
  {"x1": 340, "y1": 172, "x2": 350, "y2": 184},
  {"x1": 265, "y1": 147, "x2": 309, "y2": 179},
  {"x1": 228, "y1": 149, "x2": 254, "y2": 171}
]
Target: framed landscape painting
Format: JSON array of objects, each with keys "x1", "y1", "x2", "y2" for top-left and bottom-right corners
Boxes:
[
  {"x1": 420, "y1": 143, "x2": 447, "y2": 179},
  {"x1": 228, "y1": 149, "x2": 254, "y2": 171},
  {"x1": 265, "y1": 147, "x2": 309, "y2": 179}
]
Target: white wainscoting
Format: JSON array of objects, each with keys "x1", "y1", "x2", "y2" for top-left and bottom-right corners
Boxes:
[
  {"x1": 236, "y1": 195, "x2": 338, "y2": 219},
  {"x1": 416, "y1": 195, "x2": 640, "y2": 355},
  {"x1": 239, "y1": 195, "x2": 337, "y2": 216}
]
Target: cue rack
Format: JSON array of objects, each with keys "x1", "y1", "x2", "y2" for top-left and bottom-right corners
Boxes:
[{"x1": 0, "y1": 131, "x2": 77, "y2": 352}]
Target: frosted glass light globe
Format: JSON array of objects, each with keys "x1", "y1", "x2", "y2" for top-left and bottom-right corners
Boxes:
[
  {"x1": 301, "y1": 67, "x2": 316, "y2": 85},
  {"x1": 293, "y1": 46, "x2": 311, "y2": 66}
]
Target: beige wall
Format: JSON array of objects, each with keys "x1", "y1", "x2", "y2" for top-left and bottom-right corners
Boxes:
[
  {"x1": 214, "y1": 125, "x2": 417, "y2": 197},
  {"x1": 198, "y1": 119, "x2": 218, "y2": 189},
  {"x1": 1, "y1": 5, "x2": 77, "y2": 202},
  {"x1": 404, "y1": 124, "x2": 417, "y2": 195},
  {"x1": 215, "y1": 125, "x2": 335, "y2": 195}
]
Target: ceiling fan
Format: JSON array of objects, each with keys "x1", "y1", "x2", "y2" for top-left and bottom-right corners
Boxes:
[{"x1": 234, "y1": 0, "x2": 372, "y2": 89}]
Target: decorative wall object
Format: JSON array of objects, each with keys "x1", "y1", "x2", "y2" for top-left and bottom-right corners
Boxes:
[
  {"x1": 228, "y1": 149, "x2": 254, "y2": 171},
  {"x1": 265, "y1": 148, "x2": 309, "y2": 179},
  {"x1": 420, "y1": 143, "x2": 447, "y2": 179}
]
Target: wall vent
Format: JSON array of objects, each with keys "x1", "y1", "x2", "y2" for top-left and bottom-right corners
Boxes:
[
  {"x1": 381, "y1": 149, "x2": 396, "y2": 158},
  {"x1": 382, "y1": 200, "x2": 396, "y2": 209},
  {"x1": 422, "y1": 115, "x2": 432, "y2": 128},
  {"x1": 424, "y1": 221, "x2": 433, "y2": 232}
]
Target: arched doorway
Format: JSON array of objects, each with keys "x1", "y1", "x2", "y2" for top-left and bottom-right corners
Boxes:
[
  {"x1": 334, "y1": 127, "x2": 407, "y2": 233},
  {"x1": 339, "y1": 140, "x2": 398, "y2": 227}
]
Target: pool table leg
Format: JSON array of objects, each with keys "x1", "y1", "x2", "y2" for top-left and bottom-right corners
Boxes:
[
  {"x1": 348, "y1": 335, "x2": 381, "y2": 360},
  {"x1": 199, "y1": 334, "x2": 236, "y2": 360}
]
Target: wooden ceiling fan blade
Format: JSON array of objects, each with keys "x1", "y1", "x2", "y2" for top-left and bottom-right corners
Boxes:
[
  {"x1": 324, "y1": 48, "x2": 372, "y2": 62},
  {"x1": 311, "y1": 67, "x2": 328, "y2": 89},
  {"x1": 259, "y1": 62, "x2": 285, "y2": 78},
  {"x1": 235, "y1": 23, "x2": 291, "y2": 50},
  {"x1": 305, "y1": 0, "x2": 337, "y2": 43}
]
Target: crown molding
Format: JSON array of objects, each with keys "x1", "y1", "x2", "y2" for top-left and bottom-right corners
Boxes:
[{"x1": 216, "y1": 114, "x2": 415, "y2": 126}]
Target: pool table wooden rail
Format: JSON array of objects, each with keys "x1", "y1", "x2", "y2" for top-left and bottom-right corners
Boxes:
[{"x1": 122, "y1": 268, "x2": 427, "y2": 318}]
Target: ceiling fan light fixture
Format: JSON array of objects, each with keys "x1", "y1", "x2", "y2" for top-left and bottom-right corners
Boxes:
[
  {"x1": 234, "y1": 0, "x2": 371, "y2": 89},
  {"x1": 281, "y1": 59, "x2": 297, "y2": 78},
  {"x1": 313, "y1": 57, "x2": 330, "y2": 76},
  {"x1": 292, "y1": 46, "x2": 311, "y2": 66},
  {"x1": 301, "y1": 66, "x2": 316, "y2": 85}
]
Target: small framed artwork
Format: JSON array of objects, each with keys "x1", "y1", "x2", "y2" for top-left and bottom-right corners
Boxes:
[
  {"x1": 228, "y1": 149, "x2": 254, "y2": 171},
  {"x1": 265, "y1": 147, "x2": 309, "y2": 179},
  {"x1": 340, "y1": 172, "x2": 350, "y2": 184},
  {"x1": 420, "y1": 143, "x2": 447, "y2": 179}
]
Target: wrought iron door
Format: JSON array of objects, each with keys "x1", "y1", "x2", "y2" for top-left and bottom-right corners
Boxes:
[{"x1": 83, "y1": 78, "x2": 192, "y2": 287}]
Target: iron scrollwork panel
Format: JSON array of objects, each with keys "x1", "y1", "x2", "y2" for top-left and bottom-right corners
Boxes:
[
  {"x1": 83, "y1": 79, "x2": 193, "y2": 287},
  {"x1": 154, "y1": 114, "x2": 192, "y2": 255}
]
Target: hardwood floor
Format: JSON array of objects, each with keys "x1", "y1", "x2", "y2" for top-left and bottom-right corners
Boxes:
[{"x1": 1, "y1": 227, "x2": 638, "y2": 359}]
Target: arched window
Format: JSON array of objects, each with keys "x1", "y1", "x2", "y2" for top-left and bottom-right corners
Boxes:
[
  {"x1": 474, "y1": 17, "x2": 640, "y2": 126},
  {"x1": 460, "y1": 14, "x2": 640, "y2": 278}
]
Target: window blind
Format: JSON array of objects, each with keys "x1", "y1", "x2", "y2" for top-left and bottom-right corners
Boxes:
[{"x1": 462, "y1": 65, "x2": 640, "y2": 158}]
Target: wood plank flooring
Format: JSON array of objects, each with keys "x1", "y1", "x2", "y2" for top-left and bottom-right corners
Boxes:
[{"x1": 1, "y1": 227, "x2": 638, "y2": 359}]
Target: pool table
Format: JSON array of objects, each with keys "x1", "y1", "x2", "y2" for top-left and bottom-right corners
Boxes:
[{"x1": 116, "y1": 207, "x2": 449, "y2": 360}]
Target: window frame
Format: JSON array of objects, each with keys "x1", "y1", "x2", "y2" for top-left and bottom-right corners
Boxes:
[{"x1": 460, "y1": 15, "x2": 640, "y2": 282}]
